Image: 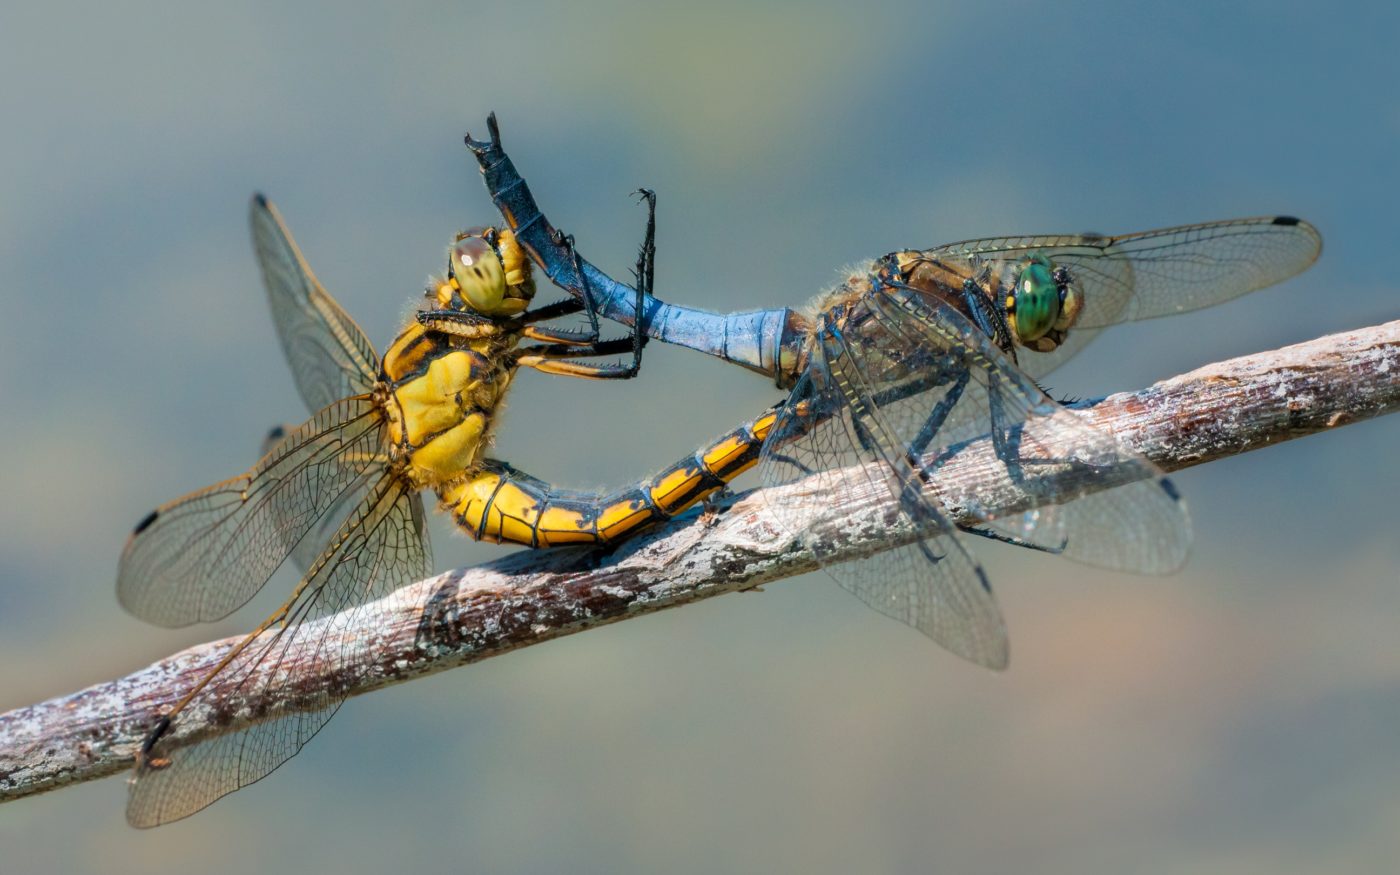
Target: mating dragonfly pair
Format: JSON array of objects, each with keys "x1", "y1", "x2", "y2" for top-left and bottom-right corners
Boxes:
[{"x1": 116, "y1": 114, "x2": 1322, "y2": 826}]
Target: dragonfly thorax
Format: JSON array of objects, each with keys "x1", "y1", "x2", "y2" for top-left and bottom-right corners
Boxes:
[{"x1": 381, "y1": 322, "x2": 520, "y2": 489}]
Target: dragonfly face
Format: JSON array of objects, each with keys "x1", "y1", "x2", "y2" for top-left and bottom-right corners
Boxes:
[
  {"x1": 1005, "y1": 255, "x2": 1083, "y2": 351},
  {"x1": 438, "y1": 226, "x2": 536, "y2": 317}
]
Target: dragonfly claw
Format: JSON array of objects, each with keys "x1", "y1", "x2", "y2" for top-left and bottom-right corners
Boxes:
[{"x1": 464, "y1": 111, "x2": 501, "y2": 154}]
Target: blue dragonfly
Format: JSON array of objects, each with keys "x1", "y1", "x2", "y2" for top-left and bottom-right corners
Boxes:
[{"x1": 461, "y1": 116, "x2": 1322, "y2": 668}]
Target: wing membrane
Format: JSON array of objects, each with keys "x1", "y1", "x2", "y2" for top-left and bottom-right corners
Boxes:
[
  {"x1": 252, "y1": 195, "x2": 381, "y2": 412},
  {"x1": 859, "y1": 284, "x2": 1190, "y2": 574},
  {"x1": 760, "y1": 337, "x2": 1009, "y2": 669},
  {"x1": 117, "y1": 397, "x2": 387, "y2": 627},
  {"x1": 126, "y1": 476, "x2": 431, "y2": 828},
  {"x1": 923, "y1": 216, "x2": 1321, "y2": 377}
]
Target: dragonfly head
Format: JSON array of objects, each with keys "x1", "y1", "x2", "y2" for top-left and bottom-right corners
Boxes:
[
  {"x1": 434, "y1": 227, "x2": 535, "y2": 317},
  {"x1": 1006, "y1": 254, "x2": 1083, "y2": 351}
]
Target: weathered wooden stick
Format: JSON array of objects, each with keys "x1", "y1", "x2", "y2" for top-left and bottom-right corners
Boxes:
[{"x1": 1, "y1": 319, "x2": 1396, "y2": 803}]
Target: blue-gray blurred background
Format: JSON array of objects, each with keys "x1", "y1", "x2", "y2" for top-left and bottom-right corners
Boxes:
[{"x1": 2, "y1": 2, "x2": 1397, "y2": 872}]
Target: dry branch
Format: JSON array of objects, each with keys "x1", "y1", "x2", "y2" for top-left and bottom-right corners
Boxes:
[{"x1": 1, "y1": 319, "x2": 1396, "y2": 803}]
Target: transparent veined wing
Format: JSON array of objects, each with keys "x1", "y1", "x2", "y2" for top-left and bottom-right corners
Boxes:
[
  {"x1": 859, "y1": 281, "x2": 1190, "y2": 575},
  {"x1": 126, "y1": 474, "x2": 432, "y2": 827},
  {"x1": 760, "y1": 316, "x2": 1010, "y2": 670},
  {"x1": 117, "y1": 397, "x2": 388, "y2": 627},
  {"x1": 251, "y1": 194, "x2": 381, "y2": 412},
  {"x1": 258, "y1": 422, "x2": 397, "y2": 577},
  {"x1": 922, "y1": 216, "x2": 1322, "y2": 378}
]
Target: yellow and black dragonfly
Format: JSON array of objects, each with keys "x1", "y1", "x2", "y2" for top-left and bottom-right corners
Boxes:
[
  {"x1": 116, "y1": 194, "x2": 774, "y2": 826},
  {"x1": 468, "y1": 114, "x2": 1324, "y2": 669}
]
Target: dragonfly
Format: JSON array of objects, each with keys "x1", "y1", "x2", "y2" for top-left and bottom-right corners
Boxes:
[
  {"x1": 464, "y1": 114, "x2": 1324, "y2": 667},
  {"x1": 116, "y1": 193, "x2": 782, "y2": 826}
]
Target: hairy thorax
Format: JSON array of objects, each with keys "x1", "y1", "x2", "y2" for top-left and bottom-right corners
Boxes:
[{"x1": 379, "y1": 321, "x2": 518, "y2": 489}]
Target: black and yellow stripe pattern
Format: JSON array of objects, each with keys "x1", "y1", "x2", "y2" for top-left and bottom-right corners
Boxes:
[{"x1": 439, "y1": 408, "x2": 778, "y2": 547}]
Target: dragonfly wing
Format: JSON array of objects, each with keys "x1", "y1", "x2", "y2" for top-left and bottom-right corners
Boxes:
[
  {"x1": 861, "y1": 284, "x2": 1190, "y2": 575},
  {"x1": 117, "y1": 397, "x2": 387, "y2": 627},
  {"x1": 760, "y1": 340, "x2": 1009, "y2": 670},
  {"x1": 126, "y1": 475, "x2": 432, "y2": 828},
  {"x1": 251, "y1": 195, "x2": 381, "y2": 412},
  {"x1": 1036, "y1": 478, "x2": 1190, "y2": 573},
  {"x1": 921, "y1": 216, "x2": 1321, "y2": 376},
  {"x1": 1006, "y1": 326, "x2": 1100, "y2": 382},
  {"x1": 1066, "y1": 216, "x2": 1322, "y2": 326}
]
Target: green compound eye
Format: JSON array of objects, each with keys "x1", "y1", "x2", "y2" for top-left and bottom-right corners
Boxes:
[{"x1": 1011, "y1": 254, "x2": 1061, "y2": 342}]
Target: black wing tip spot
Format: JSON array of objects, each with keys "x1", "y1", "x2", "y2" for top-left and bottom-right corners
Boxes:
[
  {"x1": 252, "y1": 192, "x2": 269, "y2": 208},
  {"x1": 1159, "y1": 479, "x2": 1182, "y2": 502},
  {"x1": 133, "y1": 509, "x2": 160, "y2": 535},
  {"x1": 1272, "y1": 215, "x2": 1301, "y2": 227},
  {"x1": 266, "y1": 424, "x2": 286, "y2": 441}
]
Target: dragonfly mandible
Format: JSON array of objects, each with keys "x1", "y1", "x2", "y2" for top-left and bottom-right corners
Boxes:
[
  {"x1": 464, "y1": 113, "x2": 1323, "y2": 667},
  {"x1": 117, "y1": 194, "x2": 780, "y2": 826}
]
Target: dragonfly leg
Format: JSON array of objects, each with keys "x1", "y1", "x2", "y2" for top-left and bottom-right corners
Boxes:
[
  {"x1": 519, "y1": 298, "x2": 586, "y2": 324},
  {"x1": 551, "y1": 230, "x2": 605, "y2": 343},
  {"x1": 416, "y1": 308, "x2": 496, "y2": 337},
  {"x1": 514, "y1": 335, "x2": 648, "y2": 380},
  {"x1": 534, "y1": 187, "x2": 655, "y2": 369},
  {"x1": 960, "y1": 279, "x2": 1018, "y2": 360},
  {"x1": 517, "y1": 299, "x2": 634, "y2": 346},
  {"x1": 516, "y1": 191, "x2": 656, "y2": 378},
  {"x1": 626, "y1": 188, "x2": 656, "y2": 378}
]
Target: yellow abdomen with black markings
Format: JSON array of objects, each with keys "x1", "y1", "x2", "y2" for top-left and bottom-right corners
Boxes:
[{"x1": 437, "y1": 407, "x2": 778, "y2": 547}]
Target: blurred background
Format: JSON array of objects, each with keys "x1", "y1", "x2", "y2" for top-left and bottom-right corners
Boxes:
[{"x1": 1, "y1": 1, "x2": 1397, "y2": 872}]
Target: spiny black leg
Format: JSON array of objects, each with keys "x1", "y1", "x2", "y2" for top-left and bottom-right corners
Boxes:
[
  {"x1": 516, "y1": 337, "x2": 643, "y2": 360},
  {"x1": 417, "y1": 309, "x2": 494, "y2": 335},
  {"x1": 519, "y1": 298, "x2": 586, "y2": 324},
  {"x1": 551, "y1": 229, "x2": 603, "y2": 343},
  {"x1": 961, "y1": 279, "x2": 1017, "y2": 361},
  {"x1": 520, "y1": 299, "x2": 608, "y2": 345},
  {"x1": 620, "y1": 188, "x2": 657, "y2": 379}
]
